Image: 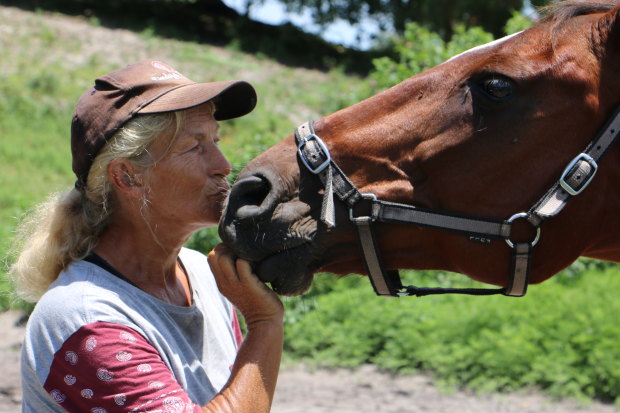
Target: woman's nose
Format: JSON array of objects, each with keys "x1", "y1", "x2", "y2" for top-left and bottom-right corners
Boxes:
[{"x1": 209, "y1": 147, "x2": 232, "y2": 177}]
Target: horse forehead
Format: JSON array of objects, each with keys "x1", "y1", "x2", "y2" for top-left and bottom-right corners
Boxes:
[{"x1": 445, "y1": 31, "x2": 524, "y2": 63}]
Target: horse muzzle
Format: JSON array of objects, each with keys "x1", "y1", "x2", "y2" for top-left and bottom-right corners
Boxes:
[{"x1": 219, "y1": 166, "x2": 321, "y2": 295}]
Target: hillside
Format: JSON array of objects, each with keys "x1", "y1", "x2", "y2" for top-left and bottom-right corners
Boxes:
[
  {"x1": 2, "y1": 0, "x2": 384, "y2": 73},
  {"x1": 0, "y1": 5, "x2": 371, "y2": 308}
]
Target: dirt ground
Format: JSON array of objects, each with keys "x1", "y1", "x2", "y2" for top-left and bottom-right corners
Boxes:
[{"x1": 1, "y1": 311, "x2": 619, "y2": 413}]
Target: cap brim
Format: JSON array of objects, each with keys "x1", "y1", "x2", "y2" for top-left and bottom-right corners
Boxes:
[{"x1": 137, "y1": 80, "x2": 257, "y2": 120}]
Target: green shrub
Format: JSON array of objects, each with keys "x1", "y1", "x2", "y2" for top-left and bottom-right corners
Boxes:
[
  {"x1": 370, "y1": 23, "x2": 494, "y2": 90},
  {"x1": 283, "y1": 264, "x2": 620, "y2": 401},
  {"x1": 370, "y1": 10, "x2": 535, "y2": 90},
  {"x1": 504, "y1": 9, "x2": 536, "y2": 35}
]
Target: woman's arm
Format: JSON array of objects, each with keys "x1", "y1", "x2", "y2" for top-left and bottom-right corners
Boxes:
[{"x1": 205, "y1": 244, "x2": 284, "y2": 413}]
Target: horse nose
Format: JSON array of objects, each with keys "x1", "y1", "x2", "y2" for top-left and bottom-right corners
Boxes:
[
  {"x1": 220, "y1": 170, "x2": 284, "y2": 247},
  {"x1": 227, "y1": 174, "x2": 275, "y2": 221}
]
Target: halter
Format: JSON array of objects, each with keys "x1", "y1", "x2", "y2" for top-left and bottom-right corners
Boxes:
[{"x1": 294, "y1": 106, "x2": 620, "y2": 297}]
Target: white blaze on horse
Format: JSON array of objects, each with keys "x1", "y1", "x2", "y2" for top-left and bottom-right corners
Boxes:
[{"x1": 219, "y1": 0, "x2": 620, "y2": 297}]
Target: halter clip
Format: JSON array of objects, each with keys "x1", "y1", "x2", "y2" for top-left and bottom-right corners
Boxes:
[{"x1": 297, "y1": 133, "x2": 331, "y2": 174}]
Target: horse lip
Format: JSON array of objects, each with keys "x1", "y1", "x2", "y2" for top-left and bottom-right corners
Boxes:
[
  {"x1": 256, "y1": 244, "x2": 316, "y2": 295},
  {"x1": 223, "y1": 206, "x2": 317, "y2": 261},
  {"x1": 221, "y1": 224, "x2": 314, "y2": 268},
  {"x1": 254, "y1": 238, "x2": 314, "y2": 280}
]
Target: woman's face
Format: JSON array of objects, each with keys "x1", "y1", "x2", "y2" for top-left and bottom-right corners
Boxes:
[{"x1": 141, "y1": 104, "x2": 232, "y2": 233}]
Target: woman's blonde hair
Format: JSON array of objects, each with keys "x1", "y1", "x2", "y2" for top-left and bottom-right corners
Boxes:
[{"x1": 9, "y1": 109, "x2": 190, "y2": 302}]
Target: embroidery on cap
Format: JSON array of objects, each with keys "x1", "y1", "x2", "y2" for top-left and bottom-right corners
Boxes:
[
  {"x1": 152, "y1": 72, "x2": 183, "y2": 81},
  {"x1": 151, "y1": 61, "x2": 176, "y2": 72},
  {"x1": 151, "y1": 61, "x2": 183, "y2": 81}
]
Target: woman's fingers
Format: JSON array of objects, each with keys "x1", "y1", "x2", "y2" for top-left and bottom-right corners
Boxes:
[
  {"x1": 235, "y1": 258, "x2": 268, "y2": 292},
  {"x1": 208, "y1": 244, "x2": 283, "y2": 323},
  {"x1": 208, "y1": 244, "x2": 239, "y2": 284}
]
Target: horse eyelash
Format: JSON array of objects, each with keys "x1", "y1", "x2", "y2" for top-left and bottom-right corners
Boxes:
[{"x1": 462, "y1": 87, "x2": 471, "y2": 104}]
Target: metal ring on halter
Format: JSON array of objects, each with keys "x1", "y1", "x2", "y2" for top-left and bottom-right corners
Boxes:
[
  {"x1": 349, "y1": 193, "x2": 378, "y2": 223},
  {"x1": 505, "y1": 212, "x2": 541, "y2": 248}
]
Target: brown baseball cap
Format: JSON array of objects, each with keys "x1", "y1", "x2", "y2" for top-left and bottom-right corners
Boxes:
[{"x1": 71, "y1": 59, "x2": 257, "y2": 189}]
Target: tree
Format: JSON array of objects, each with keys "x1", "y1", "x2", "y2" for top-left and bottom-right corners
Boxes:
[
  {"x1": 370, "y1": 10, "x2": 535, "y2": 90},
  {"x1": 243, "y1": 0, "x2": 545, "y2": 40},
  {"x1": 8, "y1": 0, "x2": 386, "y2": 73}
]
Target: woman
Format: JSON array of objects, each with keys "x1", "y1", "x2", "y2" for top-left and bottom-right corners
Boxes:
[{"x1": 10, "y1": 59, "x2": 283, "y2": 412}]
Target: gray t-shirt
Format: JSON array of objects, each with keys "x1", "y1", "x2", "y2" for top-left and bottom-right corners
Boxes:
[{"x1": 21, "y1": 247, "x2": 240, "y2": 412}]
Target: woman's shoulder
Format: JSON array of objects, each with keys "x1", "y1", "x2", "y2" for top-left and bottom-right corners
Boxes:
[
  {"x1": 179, "y1": 247, "x2": 234, "y2": 312},
  {"x1": 179, "y1": 247, "x2": 216, "y2": 285},
  {"x1": 38, "y1": 259, "x2": 130, "y2": 308},
  {"x1": 22, "y1": 260, "x2": 148, "y2": 382},
  {"x1": 26, "y1": 260, "x2": 146, "y2": 341},
  {"x1": 179, "y1": 246, "x2": 210, "y2": 266}
]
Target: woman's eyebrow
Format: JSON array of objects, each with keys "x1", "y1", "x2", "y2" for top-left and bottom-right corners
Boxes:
[
  {"x1": 185, "y1": 129, "x2": 221, "y2": 143},
  {"x1": 187, "y1": 125, "x2": 219, "y2": 140}
]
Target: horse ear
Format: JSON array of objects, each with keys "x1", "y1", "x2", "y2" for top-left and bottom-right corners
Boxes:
[{"x1": 594, "y1": 5, "x2": 620, "y2": 53}]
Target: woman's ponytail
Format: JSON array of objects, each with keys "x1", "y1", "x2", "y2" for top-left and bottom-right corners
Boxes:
[{"x1": 9, "y1": 110, "x2": 183, "y2": 301}]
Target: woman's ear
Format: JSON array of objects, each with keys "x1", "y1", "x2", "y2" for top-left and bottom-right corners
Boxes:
[{"x1": 107, "y1": 159, "x2": 143, "y2": 197}]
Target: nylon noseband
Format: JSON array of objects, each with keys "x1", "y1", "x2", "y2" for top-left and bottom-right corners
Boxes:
[{"x1": 295, "y1": 105, "x2": 620, "y2": 298}]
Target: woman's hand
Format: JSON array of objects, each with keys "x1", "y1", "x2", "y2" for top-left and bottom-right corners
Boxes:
[
  {"x1": 205, "y1": 244, "x2": 284, "y2": 413},
  {"x1": 208, "y1": 244, "x2": 283, "y2": 327}
]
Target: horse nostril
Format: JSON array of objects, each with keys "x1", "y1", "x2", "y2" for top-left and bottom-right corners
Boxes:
[{"x1": 228, "y1": 174, "x2": 273, "y2": 220}]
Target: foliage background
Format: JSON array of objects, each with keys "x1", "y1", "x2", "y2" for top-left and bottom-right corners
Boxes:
[{"x1": 1, "y1": 2, "x2": 619, "y2": 405}]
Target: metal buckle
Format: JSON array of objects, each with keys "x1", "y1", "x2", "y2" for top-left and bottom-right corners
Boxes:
[
  {"x1": 505, "y1": 212, "x2": 540, "y2": 248},
  {"x1": 297, "y1": 134, "x2": 331, "y2": 174},
  {"x1": 349, "y1": 193, "x2": 378, "y2": 223},
  {"x1": 559, "y1": 153, "x2": 597, "y2": 196}
]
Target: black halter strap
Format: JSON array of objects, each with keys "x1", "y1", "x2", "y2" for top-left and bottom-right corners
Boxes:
[{"x1": 295, "y1": 106, "x2": 620, "y2": 297}]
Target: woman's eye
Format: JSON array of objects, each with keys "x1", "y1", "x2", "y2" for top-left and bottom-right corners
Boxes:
[
  {"x1": 482, "y1": 77, "x2": 514, "y2": 100},
  {"x1": 188, "y1": 144, "x2": 202, "y2": 153}
]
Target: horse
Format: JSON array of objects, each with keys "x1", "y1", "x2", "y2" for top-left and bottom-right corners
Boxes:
[{"x1": 219, "y1": 0, "x2": 620, "y2": 298}]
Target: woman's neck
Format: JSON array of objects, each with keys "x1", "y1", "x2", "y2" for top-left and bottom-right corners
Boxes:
[{"x1": 93, "y1": 216, "x2": 194, "y2": 306}]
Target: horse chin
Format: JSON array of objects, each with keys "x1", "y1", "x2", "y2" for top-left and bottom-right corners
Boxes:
[{"x1": 254, "y1": 244, "x2": 317, "y2": 296}]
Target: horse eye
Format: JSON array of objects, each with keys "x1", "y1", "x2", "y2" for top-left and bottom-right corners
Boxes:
[{"x1": 482, "y1": 77, "x2": 514, "y2": 100}]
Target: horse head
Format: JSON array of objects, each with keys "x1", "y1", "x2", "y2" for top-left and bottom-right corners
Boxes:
[{"x1": 220, "y1": 1, "x2": 620, "y2": 296}]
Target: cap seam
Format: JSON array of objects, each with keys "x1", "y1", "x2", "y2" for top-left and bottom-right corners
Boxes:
[{"x1": 135, "y1": 82, "x2": 196, "y2": 113}]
